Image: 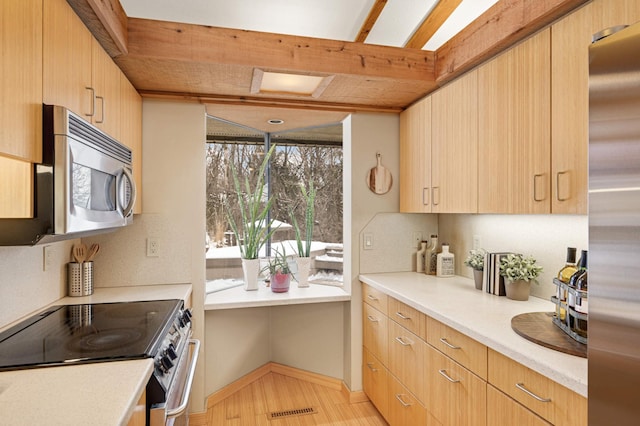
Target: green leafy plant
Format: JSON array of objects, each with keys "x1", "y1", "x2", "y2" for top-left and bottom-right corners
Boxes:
[
  {"x1": 499, "y1": 253, "x2": 543, "y2": 282},
  {"x1": 225, "y1": 145, "x2": 279, "y2": 259},
  {"x1": 464, "y1": 248, "x2": 486, "y2": 271},
  {"x1": 266, "y1": 246, "x2": 291, "y2": 275},
  {"x1": 290, "y1": 180, "x2": 317, "y2": 257}
]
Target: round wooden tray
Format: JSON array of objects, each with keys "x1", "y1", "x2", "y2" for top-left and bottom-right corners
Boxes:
[{"x1": 511, "y1": 312, "x2": 587, "y2": 358}]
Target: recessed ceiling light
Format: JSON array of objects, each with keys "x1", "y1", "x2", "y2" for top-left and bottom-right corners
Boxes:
[
  {"x1": 267, "y1": 119, "x2": 285, "y2": 125},
  {"x1": 251, "y1": 69, "x2": 334, "y2": 98}
]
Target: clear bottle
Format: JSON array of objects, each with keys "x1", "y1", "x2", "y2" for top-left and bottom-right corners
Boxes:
[
  {"x1": 556, "y1": 247, "x2": 577, "y2": 321},
  {"x1": 573, "y1": 251, "x2": 588, "y2": 338},
  {"x1": 426, "y1": 234, "x2": 438, "y2": 275},
  {"x1": 416, "y1": 241, "x2": 427, "y2": 273},
  {"x1": 567, "y1": 250, "x2": 587, "y2": 331},
  {"x1": 437, "y1": 244, "x2": 455, "y2": 277}
]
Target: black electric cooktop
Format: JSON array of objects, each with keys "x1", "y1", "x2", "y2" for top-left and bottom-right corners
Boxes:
[{"x1": 0, "y1": 299, "x2": 182, "y2": 372}]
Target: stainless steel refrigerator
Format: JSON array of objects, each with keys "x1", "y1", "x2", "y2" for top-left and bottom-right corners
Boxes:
[{"x1": 589, "y1": 21, "x2": 640, "y2": 425}]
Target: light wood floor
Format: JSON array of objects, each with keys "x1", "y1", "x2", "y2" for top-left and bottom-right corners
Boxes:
[{"x1": 198, "y1": 372, "x2": 388, "y2": 425}]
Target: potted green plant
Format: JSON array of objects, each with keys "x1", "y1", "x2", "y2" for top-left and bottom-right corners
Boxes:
[
  {"x1": 289, "y1": 180, "x2": 316, "y2": 287},
  {"x1": 225, "y1": 145, "x2": 279, "y2": 290},
  {"x1": 464, "y1": 248, "x2": 486, "y2": 290},
  {"x1": 499, "y1": 253, "x2": 543, "y2": 301},
  {"x1": 267, "y1": 246, "x2": 291, "y2": 293}
]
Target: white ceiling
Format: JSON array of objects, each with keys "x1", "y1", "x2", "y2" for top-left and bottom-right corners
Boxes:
[{"x1": 120, "y1": 0, "x2": 498, "y2": 50}]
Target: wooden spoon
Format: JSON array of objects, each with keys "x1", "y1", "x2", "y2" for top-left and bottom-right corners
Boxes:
[
  {"x1": 73, "y1": 244, "x2": 86, "y2": 264},
  {"x1": 85, "y1": 244, "x2": 100, "y2": 262}
]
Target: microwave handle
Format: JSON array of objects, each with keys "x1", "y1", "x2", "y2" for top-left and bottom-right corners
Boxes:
[{"x1": 118, "y1": 167, "x2": 137, "y2": 217}]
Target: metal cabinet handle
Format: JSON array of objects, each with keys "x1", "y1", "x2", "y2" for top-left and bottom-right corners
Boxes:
[
  {"x1": 395, "y1": 394, "x2": 413, "y2": 407},
  {"x1": 533, "y1": 174, "x2": 545, "y2": 201},
  {"x1": 439, "y1": 337, "x2": 461, "y2": 349},
  {"x1": 394, "y1": 336, "x2": 413, "y2": 346},
  {"x1": 556, "y1": 171, "x2": 570, "y2": 201},
  {"x1": 367, "y1": 294, "x2": 378, "y2": 301},
  {"x1": 167, "y1": 339, "x2": 201, "y2": 419},
  {"x1": 515, "y1": 383, "x2": 552, "y2": 403},
  {"x1": 438, "y1": 369, "x2": 460, "y2": 383},
  {"x1": 367, "y1": 315, "x2": 379, "y2": 323},
  {"x1": 85, "y1": 87, "x2": 95, "y2": 117},
  {"x1": 423, "y1": 187, "x2": 430, "y2": 205},
  {"x1": 95, "y1": 95, "x2": 105, "y2": 123},
  {"x1": 366, "y1": 362, "x2": 378, "y2": 372},
  {"x1": 432, "y1": 187, "x2": 440, "y2": 206},
  {"x1": 395, "y1": 312, "x2": 410, "y2": 320}
]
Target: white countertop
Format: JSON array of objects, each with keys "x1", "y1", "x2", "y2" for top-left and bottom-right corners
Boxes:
[
  {"x1": 0, "y1": 284, "x2": 192, "y2": 426},
  {"x1": 359, "y1": 272, "x2": 588, "y2": 397},
  {"x1": 205, "y1": 281, "x2": 350, "y2": 310}
]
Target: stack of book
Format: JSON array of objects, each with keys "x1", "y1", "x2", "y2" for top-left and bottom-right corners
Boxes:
[{"x1": 483, "y1": 252, "x2": 513, "y2": 296}]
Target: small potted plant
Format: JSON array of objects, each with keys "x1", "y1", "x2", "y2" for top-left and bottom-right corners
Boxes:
[
  {"x1": 464, "y1": 248, "x2": 486, "y2": 290},
  {"x1": 267, "y1": 246, "x2": 292, "y2": 293},
  {"x1": 499, "y1": 253, "x2": 543, "y2": 301},
  {"x1": 289, "y1": 180, "x2": 316, "y2": 287}
]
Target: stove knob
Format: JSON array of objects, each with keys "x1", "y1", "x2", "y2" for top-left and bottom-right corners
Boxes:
[
  {"x1": 160, "y1": 355, "x2": 174, "y2": 372},
  {"x1": 184, "y1": 308, "x2": 193, "y2": 320},
  {"x1": 166, "y1": 344, "x2": 178, "y2": 360}
]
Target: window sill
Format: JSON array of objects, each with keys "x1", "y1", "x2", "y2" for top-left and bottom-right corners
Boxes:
[{"x1": 204, "y1": 280, "x2": 350, "y2": 310}]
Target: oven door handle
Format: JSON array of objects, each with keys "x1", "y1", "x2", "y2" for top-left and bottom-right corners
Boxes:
[{"x1": 166, "y1": 339, "x2": 201, "y2": 420}]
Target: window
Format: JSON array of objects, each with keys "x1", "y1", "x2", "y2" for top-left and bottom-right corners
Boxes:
[{"x1": 205, "y1": 116, "x2": 343, "y2": 286}]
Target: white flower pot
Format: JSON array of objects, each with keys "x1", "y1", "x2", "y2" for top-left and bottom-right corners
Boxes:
[
  {"x1": 295, "y1": 256, "x2": 311, "y2": 288},
  {"x1": 242, "y1": 258, "x2": 260, "y2": 291}
]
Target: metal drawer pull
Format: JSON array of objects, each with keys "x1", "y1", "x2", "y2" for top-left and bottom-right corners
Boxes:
[
  {"x1": 367, "y1": 294, "x2": 379, "y2": 301},
  {"x1": 516, "y1": 383, "x2": 552, "y2": 403},
  {"x1": 395, "y1": 312, "x2": 410, "y2": 320},
  {"x1": 367, "y1": 315, "x2": 379, "y2": 323},
  {"x1": 439, "y1": 337, "x2": 461, "y2": 349},
  {"x1": 438, "y1": 369, "x2": 460, "y2": 383},
  {"x1": 395, "y1": 394, "x2": 413, "y2": 407},
  {"x1": 366, "y1": 362, "x2": 378, "y2": 372},
  {"x1": 395, "y1": 336, "x2": 413, "y2": 346}
]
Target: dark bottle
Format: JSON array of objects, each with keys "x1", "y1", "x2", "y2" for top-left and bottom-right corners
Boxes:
[
  {"x1": 573, "y1": 252, "x2": 588, "y2": 338},
  {"x1": 567, "y1": 250, "x2": 587, "y2": 331},
  {"x1": 556, "y1": 247, "x2": 577, "y2": 321}
]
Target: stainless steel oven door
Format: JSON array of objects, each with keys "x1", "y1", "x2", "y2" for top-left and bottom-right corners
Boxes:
[{"x1": 150, "y1": 339, "x2": 200, "y2": 426}]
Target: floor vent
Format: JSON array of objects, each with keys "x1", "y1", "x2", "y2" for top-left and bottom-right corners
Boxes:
[{"x1": 268, "y1": 407, "x2": 317, "y2": 420}]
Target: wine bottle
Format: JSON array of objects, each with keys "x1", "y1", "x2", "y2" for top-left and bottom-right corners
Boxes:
[
  {"x1": 416, "y1": 241, "x2": 427, "y2": 273},
  {"x1": 556, "y1": 247, "x2": 577, "y2": 321},
  {"x1": 426, "y1": 235, "x2": 438, "y2": 275},
  {"x1": 574, "y1": 252, "x2": 588, "y2": 338},
  {"x1": 567, "y1": 250, "x2": 587, "y2": 331}
]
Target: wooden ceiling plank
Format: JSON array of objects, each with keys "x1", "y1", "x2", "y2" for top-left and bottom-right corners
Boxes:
[
  {"x1": 67, "y1": 0, "x2": 128, "y2": 56},
  {"x1": 405, "y1": 0, "x2": 462, "y2": 49},
  {"x1": 435, "y1": 0, "x2": 589, "y2": 83},
  {"x1": 125, "y1": 18, "x2": 435, "y2": 82},
  {"x1": 355, "y1": 0, "x2": 388, "y2": 43}
]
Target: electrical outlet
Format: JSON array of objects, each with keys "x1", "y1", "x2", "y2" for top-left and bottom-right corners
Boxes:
[
  {"x1": 147, "y1": 238, "x2": 159, "y2": 257},
  {"x1": 363, "y1": 233, "x2": 374, "y2": 250},
  {"x1": 473, "y1": 234, "x2": 482, "y2": 250},
  {"x1": 43, "y1": 246, "x2": 53, "y2": 271},
  {"x1": 411, "y1": 231, "x2": 423, "y2": 247}
]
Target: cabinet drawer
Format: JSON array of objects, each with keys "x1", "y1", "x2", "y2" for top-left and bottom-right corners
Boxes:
[
  {"x1": 362, "y1": 283, "x2": 388, "y2": 313},
  {"x1": 487, "y1": 384, "x2": 551, "y2": 426},
  {"x1": 388, "y1": 298, "x2": 425, "y2": 338},
  {"x1": 388, "y1": 374, "x2": 427, "y2": 426},
  {"x1": 363, "y1": 303, "x2": 388, "y2": 365},
  {"x1": 425, "y1": 344, "x2": 487, "y2": 426},
  {"x1": 363, "y1": 347, "x2": 389, "y2": 422},
  {"x1": 426, "y1": 317, "x2": 487, "y2": 379},
  {"x1": 388, "y1": 320, "x2": 426, "y2": 404},
  {"x1": 488, "y1": 349, "x2": 587, "y2": 426}
]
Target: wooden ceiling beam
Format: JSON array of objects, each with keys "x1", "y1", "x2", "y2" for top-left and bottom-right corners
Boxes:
[
  {"x1": 405, "y1": 0, "x2": 462, "y2": 49},
  {"x1": 435, "y1": 0, "x2": 589, "y2": 84},
  {"x1": 355, "y1": 0, "x2": 388, "y2": 43},
  {"x1": 66, "y1": 0, "x2": 128, "y2": 56},
  {"x1": 126, "y1": 18, "x2": 435, "y2": 82}
]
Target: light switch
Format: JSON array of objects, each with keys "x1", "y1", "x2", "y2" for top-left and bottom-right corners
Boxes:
[{"x1": 363, "y1": 233, "x2": 374, "y2": 250}]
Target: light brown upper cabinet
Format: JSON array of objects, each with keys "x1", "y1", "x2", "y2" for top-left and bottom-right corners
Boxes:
[
  {"x1": 551, "y1": 0, "x2": 640, "y2": 214},
  {"x1": 120, "y1": 75, "x2": 143, "y2": 214},
  {"x1": 92, "y1": 38, "x2": 122, "y2": 140},
  {"x1": 400, "y1": 97, "x2": 431, "y2": 213},
  {"x1": 431, "y1": 70, "x2": 478, "y2": 213},
  {"x1": 478, "y1": 29, "x2": 551, "y2": 214}
]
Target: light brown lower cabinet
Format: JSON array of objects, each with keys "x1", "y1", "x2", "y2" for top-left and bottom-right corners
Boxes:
[
  {"x1": 388, "y1": 374, "x2": 427, "y2": 425},
  {"x1": 487, "y1": 385, "x2": 551, "y2": 426},
  {"x1": 363, "y1": 347, "x2": 389, "y2": 421},
  {"x1": 388, "y1": 320, "x2": 426, "y2": 404}
]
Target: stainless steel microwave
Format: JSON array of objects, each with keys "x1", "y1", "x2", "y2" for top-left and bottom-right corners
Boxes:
[{"x1": 0, "y1": 105, "x2": 136, "y2": 245}]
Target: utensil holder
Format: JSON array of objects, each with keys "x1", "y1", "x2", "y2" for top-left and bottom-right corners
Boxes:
[{"x1": 67, "y1": 262, "x2": 94, "y2": 297}]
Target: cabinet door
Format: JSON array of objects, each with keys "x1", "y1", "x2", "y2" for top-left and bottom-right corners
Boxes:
[
  {"x1": 388, "y1": 321, "x2": 426, "y2": 404},
  {"x1": 120, "y1": 74, "x2": 143, "y2": 214},
  {"x1": 431, "y1": 69, "x2": 478, "y2": 213},
  {"x1": 425, "y1": 344, "x2": 487, "y2": 426},
  {"x1": 487, "y1": 385, "x2": 551, "y2": 426},
  {"x1": 363, "y1": 303, "x2": 388, "y2": 365},
  {"x1": 92, "y1": 38, "x2": 121, "y2": 139},
  {"x1": 400, "y1": 97, "x2": 431, "y2": 213},
  {"x1": 478, "y1": 29, "x2": 551, "y2": 214},
  {"x1": 551, "y1": 0, "x2": 640, "y2": 214},
  {"x1": 0, "y1": 157, "x2": 33, "y2": 218},
  {"x1": 388, "y1": 374, "x2": 427, "y2": 426},
  {"x1": 43, "y1": 0, "x2": 93, "y2": 119},
  {"x1": 363, "y1": 347, "x2": 389, "y2": 422},
  {"x1": 0, "y1": 0, "x2": 42, "y2": 164}
]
